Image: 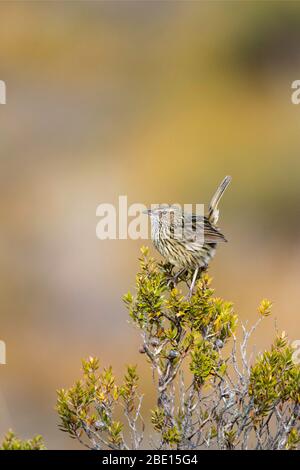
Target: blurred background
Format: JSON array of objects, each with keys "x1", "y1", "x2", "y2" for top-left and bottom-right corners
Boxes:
[{"x1": 1, "y1": 1, "x2": 300, "y2": 449}]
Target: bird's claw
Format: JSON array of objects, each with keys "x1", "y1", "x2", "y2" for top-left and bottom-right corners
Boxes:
[{"x1": 166, "y1": 269, "x2": 186, "y2": 288}]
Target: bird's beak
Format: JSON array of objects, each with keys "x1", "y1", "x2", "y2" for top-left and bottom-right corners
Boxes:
[{"x1": 143, "y1": 209, "x2": 152, "y2": 215}]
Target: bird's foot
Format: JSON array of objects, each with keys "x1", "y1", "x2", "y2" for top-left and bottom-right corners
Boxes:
[
  {"x1": 187, "y1": 288, "x2": 193, "y2": 300},
  {"x1": 166, "y1": 268, "x2": 186, "y2": 288}
]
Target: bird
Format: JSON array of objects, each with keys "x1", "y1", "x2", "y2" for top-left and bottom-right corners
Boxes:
[{"x1": 144, "y1": 176, "x2": 231, "y2": 296}]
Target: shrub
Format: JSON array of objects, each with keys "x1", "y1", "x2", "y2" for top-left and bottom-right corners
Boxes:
[
  {"x1": 57, "y1": 247, "x2": 300, "y2": 450},
  {"x1": 0, "y1": 431, "x2": 45, "y2": 450}
]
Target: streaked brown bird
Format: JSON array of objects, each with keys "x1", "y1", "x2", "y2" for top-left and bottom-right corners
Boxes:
[{"x1": 144, "y1": 176, "x2": 231, "y2": 295}]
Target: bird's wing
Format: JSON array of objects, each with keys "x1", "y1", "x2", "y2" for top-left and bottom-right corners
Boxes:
[{"x1": 190, "y1": 215, "x2": 227, "y2": 243}]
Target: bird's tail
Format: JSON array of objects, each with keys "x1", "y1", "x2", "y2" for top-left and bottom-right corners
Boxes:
[{"x1": 208, "y1": 176, "x2": 231, "y2": 224}]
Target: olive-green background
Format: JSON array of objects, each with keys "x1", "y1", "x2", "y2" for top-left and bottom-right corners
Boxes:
[{"x1": 1, "y1": 1, "x2": 300, "y2": 448}]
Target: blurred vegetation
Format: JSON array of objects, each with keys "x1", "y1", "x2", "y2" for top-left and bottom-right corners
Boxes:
[
  {"x1": 0, "y1": 430, "x2": 45, "y2": 450},
  {"x1": 1, "y1": 1, "x2": 300, "y2": 449}
]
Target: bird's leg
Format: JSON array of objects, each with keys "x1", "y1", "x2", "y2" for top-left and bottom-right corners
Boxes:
[
  {"x1": 188, "y1": 267, "x2": 199, "y2": 299},
  {"x1": 174, "y1": 268, "x2": 186, "y2": 284},
  {"x1": 167, "y1": 268, "x2": 186, "y2": 288}
]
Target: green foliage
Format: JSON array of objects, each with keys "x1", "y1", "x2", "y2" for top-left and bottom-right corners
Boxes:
[
  {"x1": 249, "y1": 332, "x2": 300, "y2": 416},
  {"x1": 124, "y1": 246, "x2": 166, "y2": 327},
  {"x1": 56, "y1": 357, "x2": 142, "y2": 449},
  {"x1": 119, "y1": 365, "x2": 139, "y2": 412},
  {"x1": 0, "y1": 431, "x2": 45, "y2": 450},
  {"x1": 190, "y1": 339, "x2": 225, "y2": 385},
  {"x1": 286, "y1": 428, "x2": 300, "y2": 450},
  {"x1": 258, "y1": 299, "x2": 272, "y2": 317},
  {"x1": 151, "y1": 407, "x2": 165, "y2": 431},
  {"x1": 162, "y1": 426, "x2": 181, "y2": 445},
  {"x1": 125, "y1": 247, "x2": 237, "y2": 365}
]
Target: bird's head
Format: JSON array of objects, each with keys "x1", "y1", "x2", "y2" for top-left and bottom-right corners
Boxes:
[{"x1": 143, "y1": 205, "x2": 181, "y2": 219}]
